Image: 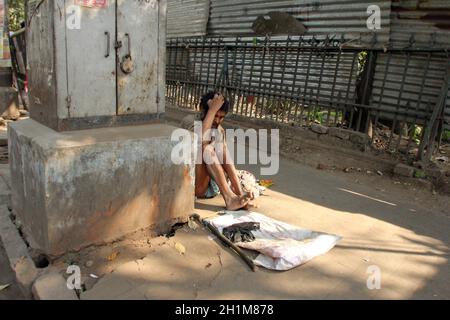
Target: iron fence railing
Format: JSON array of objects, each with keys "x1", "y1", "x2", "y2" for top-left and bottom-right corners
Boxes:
[
  {"x1": 166, "y1": 36, "x2": 450, "y2": 161},
  {"x1": 9, "y1": 28, "x2": 28, "y2": 109}
]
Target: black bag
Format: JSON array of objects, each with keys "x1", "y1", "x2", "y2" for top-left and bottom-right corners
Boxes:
[{"x1": 222, "y1": 222, "x2": 260, "y2": 243}]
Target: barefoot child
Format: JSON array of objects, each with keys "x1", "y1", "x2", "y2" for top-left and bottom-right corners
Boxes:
[{"x1": 195, "y1": 92, "x2": 254, "y2": 210}]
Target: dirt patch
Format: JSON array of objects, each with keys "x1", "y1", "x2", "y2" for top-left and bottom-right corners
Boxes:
[{"x1": 48, "y1": 223, "x2": 194, "y2": 293}]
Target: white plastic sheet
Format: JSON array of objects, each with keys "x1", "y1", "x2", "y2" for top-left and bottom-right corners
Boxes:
[{"x1": 209, "y1": 211, "x2": 342, "y2": 271}]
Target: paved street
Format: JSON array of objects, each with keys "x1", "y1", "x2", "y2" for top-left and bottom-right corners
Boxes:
[
  {"x1": 0, "y1": 163, "x2": 24, "y2": 300},
  {"x1": 81, "y1": 150, "x2": 450, "y2": 300}
]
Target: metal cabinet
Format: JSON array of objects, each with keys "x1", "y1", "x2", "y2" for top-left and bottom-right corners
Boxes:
[{"x1": 26, "y1": 0, "x2": 166, "y2": 131}]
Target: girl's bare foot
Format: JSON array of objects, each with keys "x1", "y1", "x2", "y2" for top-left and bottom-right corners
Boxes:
[
  {"x1": 244, "y1": 201, "x2": 259, "y2": 210},
  {"x1": 225, "y1": 194, "x2": 251, "y2": 211}
]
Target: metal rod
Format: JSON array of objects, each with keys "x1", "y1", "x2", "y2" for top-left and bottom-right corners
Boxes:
[{"x1": 246, "y1": 40, "x2": 257, "y2": 118}]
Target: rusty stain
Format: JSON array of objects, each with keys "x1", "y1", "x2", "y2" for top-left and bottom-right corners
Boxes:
[
  {"x1": 118, "y1": 78, "x2": 127, "y2": 89},
  {"x1": 150, "y1": 182, "x2": 161, "y2": 212},
  {"x1": 183, "y1": 166, "x2": 192, "y2": 185}
]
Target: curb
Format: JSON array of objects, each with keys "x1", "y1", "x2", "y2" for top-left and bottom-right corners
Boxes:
[{"x1": 0, "y1": 205, "x2": 39, "y2": 299}]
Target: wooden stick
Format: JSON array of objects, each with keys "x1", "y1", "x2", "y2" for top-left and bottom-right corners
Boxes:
[{"x1": 191, "y1": 214, "x2": 257, "y2": 272}]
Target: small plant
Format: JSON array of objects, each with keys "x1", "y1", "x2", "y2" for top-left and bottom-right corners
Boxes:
[
  {"x1": 414, "y1": 170, "x2": 426, "y2": 179},
  {"x1": 410, "y1": 125, "x2": 423, "y2": 145},
  {"x1": 358, "y1": 51, "x2": 368, "y2": 75},
  {"x1": 8, "y1": 0, "x2": 25, "y2": 32},
  {"x1": 307, "y1": 109, "x2": 343, "y2": 125},
  {"x1": 442, "y1": 130, "x2": 450, "y2": 143}
]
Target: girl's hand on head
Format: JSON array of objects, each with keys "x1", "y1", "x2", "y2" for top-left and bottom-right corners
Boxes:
[{"x1": 207, "y1": 93, "x2": 224, "y2": 114}]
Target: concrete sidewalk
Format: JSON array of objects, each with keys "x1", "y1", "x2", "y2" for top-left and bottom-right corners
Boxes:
[
  {"x1": 0, "y1": 163, "x2": 25, "y2": 300},
  {"x1": 81, "y1": 155, "x2": 450, "y2": 300}
]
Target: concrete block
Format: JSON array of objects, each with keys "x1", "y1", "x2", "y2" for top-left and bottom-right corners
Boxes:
[
  {"x1": 32, "y1": 272, "x2": 78, "y2": 300},
  {"x1": 328, "y1": 127, "x2": 350, "y2": 140},
  {"x1": 424, "y1": 168, "x2": 444, "y2": 180},
  {"x1": 0, "y1": 130, "x2": 7, "y2": 146},
  {"x1": 311, "y1": 123, "x2": 329, "y2": 134},
  {"x1": 0, "y1": 173, "x2": 9, "y2": 205},
  {"x1": 9, "y1": 119, "x2": 195, "y2": 255},
  {"x1": 0, "y1": 205, "x2": 39, "y2": 299},
  {"x1": 349, "y1": 131, "x2": 370, "y2": 146},
  {"x1": 394, "y1": 164, "x2": 415, "y2": 177},
  {"x1": 0, "y1": 87, "x2": 19, "y2": 119}
]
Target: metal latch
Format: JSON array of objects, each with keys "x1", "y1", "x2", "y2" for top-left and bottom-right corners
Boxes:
[{"x1": 114, "y1": 40, "x2": 122, "y2": 50}]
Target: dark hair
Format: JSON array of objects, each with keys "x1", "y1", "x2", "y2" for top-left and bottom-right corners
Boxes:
[{"x1": 200, "y1": 91, "x2": 230, "y2": 120}]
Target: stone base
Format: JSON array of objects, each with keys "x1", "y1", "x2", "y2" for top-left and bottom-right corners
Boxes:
[{"x1": 9, "y1": 119, "x2": 194, "y2": 256}]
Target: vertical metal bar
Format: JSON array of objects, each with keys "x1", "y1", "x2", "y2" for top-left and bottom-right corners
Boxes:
[
  {"x1": 187, "y1": 39, "x2": 194, "y2": 109},
  {"x1": 245, "y1": 38, "x2": 257, "y2": 118},
  {"x1": 355, "y1": 109, "x2": 365, "y2": 133},
  {"x1": 189, "y1": 38, "x2": 198, "y2": 109},
  {"x1": 206, "y1": 37, "x2": 214, "y2": 90},
  {"x1": 298, "y1": 87, "x2": 306, "y2": 127},
  {"x1": 364, "y1": 108, "x2": 372, "y2": 134},
  {"x1": 237, "y1": 40, "x2": 248, "y2": 115},
  {"x1": 261, "y1": 83, "x2": 268, "y2": 118},
  {"x1": 257, "y1": 37, "x2": 269, "y2": 119},
  {"x1": 166, "y1": 39, "x2": 172, "y2": 103},
  {"x1": 290, "y1": 36, "x2": 302, "y2": 123},
  {"x1": 372, "y1": 52, "x2": 391, "y2": 143},
  {"x1": 388, "y1": 52, "x2": 411, "y2": 151},
  {"x1": 276, "y1": 36, "x2": 291, "y2": 123},
  {"x1": 306, "y1": 89, "x2": 314, "y2": 124},
  {"x1": 348, "y1": 101, "x2": 355, "y2": 129},
  {"x1": 407, "y1": 52, "x2": 431, "y2": 151},
  {"x1": 182, "y1": 41, "x2": 189, "y2": 107},
  {"x1": 177, "y1": 40, "x2": 185, "y2": 107},
  {"x1": 178, "y1": 39, "x2": 184, "y2": 107},
  {"x1": 345, "y1": 51, "x2": 358, "y2": 127},
  {"x1": 268, "y1": 42, "x2": 278, "y2": 120},
  {"x1": 422, "y1": 59, "x2": 450, "y2": 160},
  {"x1": 303, "y1": 44, "x2": 313, "y2": 123},
  {"x1": 335, "y1": 92, "x2": 342, "y2": 125},
  {"x1": 179, "y1": 40, "x2": 185, "y2": 107},
  {"x1": 185, "y1": 45, "x2": 191, "y2": 109},
  {"x1": 174, "y1": 38, "x2": 181, "y2": 106},
  {"x1": 229, "y1": 37, "x2": 239, "y2": 110},
  {"x1": 178, "y1": 39, "x2": 185, "y2": 106},
  {"x1": 170, "y1": 38, "x2": 177, "y2": 102},
  {"x1": 329, "y1": 49, "x2": 341, "y2": 126},
  {"x1": 315, "y1": 45, "x2": 327, "y2": 124},
  {"x1": 166, "y1": 39, "x2": 171, "y2": 103},
  {"x1": 199, "y1": 36, "x2": 206, "y2": 88},
  {"x1": 213, "y1": 37, "x2": 222, "y2": 87},
  {"x1": 360, "y1": 50, "x2": 377, "y2": 134}
]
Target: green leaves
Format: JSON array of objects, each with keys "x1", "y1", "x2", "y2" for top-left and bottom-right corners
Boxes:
[{"x1": 8, "y1": 0, "x2": 26, "y2": 32}]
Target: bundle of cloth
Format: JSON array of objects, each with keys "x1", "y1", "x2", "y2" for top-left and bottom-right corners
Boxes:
[{"x1": 237, "y1": 170, "x2": 266, "y2": 199}]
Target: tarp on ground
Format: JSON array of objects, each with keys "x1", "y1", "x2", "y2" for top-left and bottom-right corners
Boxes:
[{"x1": 209, "y1": 210, "x2": 341, "y2": 271}]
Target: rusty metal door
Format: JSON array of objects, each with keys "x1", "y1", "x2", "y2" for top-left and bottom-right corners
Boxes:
[
  {"x1": 116, "y1": 0, "x2": 160, "y2": 115},
  {"x1": 65, "y1": 1, "x2": 117, "y2": 118}
]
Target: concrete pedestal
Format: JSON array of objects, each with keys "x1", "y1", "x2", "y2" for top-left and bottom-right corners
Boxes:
[{"x1": 9, "y1": 119, "x2": 194, "y2": 256}]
